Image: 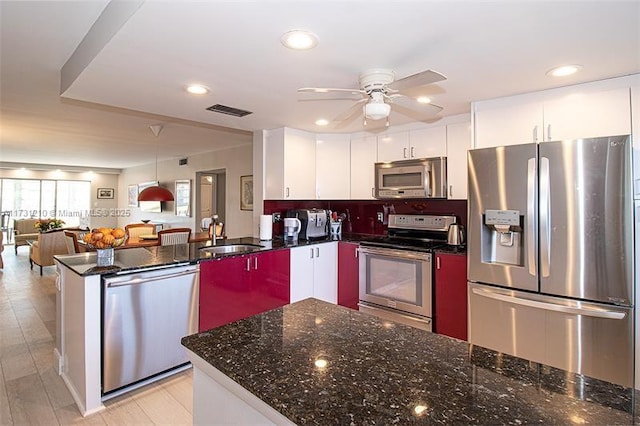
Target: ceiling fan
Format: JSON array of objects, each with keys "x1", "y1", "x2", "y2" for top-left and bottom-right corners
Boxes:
[{"x1": 298, "y1": 68, "x2": 446, "y2": 128}]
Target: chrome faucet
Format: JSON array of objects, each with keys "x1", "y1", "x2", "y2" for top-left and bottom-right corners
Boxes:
[{"x1": 210, "y1": 214, "x2": 219, "y2": 246}]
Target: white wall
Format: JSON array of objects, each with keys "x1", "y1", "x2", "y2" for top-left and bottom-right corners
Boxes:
[
  {"x1": 117, "y1": 143, "x2": 253, "y2": 238},
  {"x1": 0, "y1": 168, "x2": 119, "y2": 229}
]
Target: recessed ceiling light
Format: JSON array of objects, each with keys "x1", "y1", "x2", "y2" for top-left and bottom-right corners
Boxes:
[
  {"x1": 280, "y1": 29, "x2": 318, "y2": 50},
  {"x1": 315, "y1": 118, "x2": 329, "y2": 126},
  {"x1": 186, "y1": 84, "x2": 209, "y2": 95},
  {"x1": 417, "y1": 96, "x2": 432, "y2": 104},
  {"x1": 546, "y1": 65, "x2": 582, "y2": 77}
]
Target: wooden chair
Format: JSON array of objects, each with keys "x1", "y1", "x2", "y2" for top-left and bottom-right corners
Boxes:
[
  {"x1": 208, "y1": 222, "x2": 225, "y2": 239},
  {"x1": 64, "y1": 231, "x2": 81, "y2": 254},
  {"x1": 125, "y1": 223, "x2": 156, "y2": 239},
  {"x1": 158, "y1": 228, "x2": 191, "y2": 246}
]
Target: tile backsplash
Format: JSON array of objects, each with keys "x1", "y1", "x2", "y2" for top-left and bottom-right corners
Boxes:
[{"x1": 264, "y1": 199, "x2": 467, "y2": 237}]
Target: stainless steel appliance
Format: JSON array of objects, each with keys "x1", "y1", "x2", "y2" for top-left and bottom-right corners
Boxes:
[
  {"x1": 102, "y1": 264, "x2": 199, "y2": 395},
  {"x1": 287, "y1": 209, "x2": 329, "y2": 240},
  {"x1": 467, "y1": 135, "x2": 634, "y2": 387},
  {"x1": 358, "y1": 214, "x2": 457, "y2": 331},
  {"x1": 374, "y1": 157, "x2": 447, "y2": 199},
  {"x1": 446, "y1": 223, "x2": 465, "y2": 246}
]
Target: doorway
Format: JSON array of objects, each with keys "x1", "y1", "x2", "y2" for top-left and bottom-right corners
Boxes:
[{"x1": 196, "y1": 170, "x2": 226, "y2": 231}]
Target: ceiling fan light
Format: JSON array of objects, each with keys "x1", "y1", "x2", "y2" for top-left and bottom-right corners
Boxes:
[
  {"x1": 138, "y1": 185, "x2": 174, "y2": 202},
  {"x1": 364, "y1": 102, "x2": 391, "y2": 120}
]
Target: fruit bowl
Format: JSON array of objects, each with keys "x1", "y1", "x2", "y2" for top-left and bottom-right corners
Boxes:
[{"x1": 81, "y1": 227, "x2": 127, "y2": 249}]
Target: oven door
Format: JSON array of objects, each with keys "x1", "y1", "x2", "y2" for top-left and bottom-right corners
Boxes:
[{"x1": 358, "y1": 246, "x2": 432, "y2": 319}]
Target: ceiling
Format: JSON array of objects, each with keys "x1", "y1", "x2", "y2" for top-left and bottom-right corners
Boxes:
[{"x1": 1, "y1": 1, "x2": 639, "y2": 170}]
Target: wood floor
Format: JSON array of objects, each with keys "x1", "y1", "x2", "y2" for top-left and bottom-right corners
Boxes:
[{"x1": 0, "y1": 244, "x2": 194, "y2": 425}]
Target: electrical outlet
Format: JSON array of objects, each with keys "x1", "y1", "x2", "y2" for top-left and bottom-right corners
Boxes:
[
  {"x1": 273, "y1": 212, "x2": 282, "y2": 223},
  {"x1": 377, "y1": 212, "x2": 384, "y2": 222}
]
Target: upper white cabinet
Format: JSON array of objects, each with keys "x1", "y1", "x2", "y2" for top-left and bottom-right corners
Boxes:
[
  {"x1": 350, "y1": 135, "x2": 377, "y2": 199},
  {"x1": 316, "y1": 134, "x2": 350, "y2": 199},
  {"x1": 474, "y1": 86, "x2": 632, "y2": 149},
  {"x1": 377, "y1": 131, "x2": 410, "y2": 162},
  {"x1": 446, "y1": 122, "x2": 471, "y2": 200},
  {"x1": 264, "y1": 128, "x2": 316, "y2": 199},
  {"x1": 377, "y1": 127, "x2": 446, "y2": 162}
]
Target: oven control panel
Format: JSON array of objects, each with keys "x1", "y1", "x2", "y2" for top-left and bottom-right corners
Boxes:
[{"x1": 389, "y1": 214, "x2": 457, "y2": 231}]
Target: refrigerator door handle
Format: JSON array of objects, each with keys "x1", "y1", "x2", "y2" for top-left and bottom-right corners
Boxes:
[
  {"x1": 471, "y1": 287, "x2": 626, "y2": 320},
  {"x1": 539, "y1": 156, "x2": 551, "y2": 277},
  {"x1": 527, "y1": 157, "x2": 537, "y2": 276}
]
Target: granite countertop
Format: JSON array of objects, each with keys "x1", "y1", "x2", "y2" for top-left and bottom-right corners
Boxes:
[
  {"x1": 54, "y1": 234, "x2": 466, "y2": 276},
  {"x1": 182, "y1": 298, "x2": 635, "y2": 425}
]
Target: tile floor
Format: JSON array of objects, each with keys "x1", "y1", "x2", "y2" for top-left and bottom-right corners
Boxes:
[{"x1": 0, "y1": 245, "x2": 193, "y2": 425}]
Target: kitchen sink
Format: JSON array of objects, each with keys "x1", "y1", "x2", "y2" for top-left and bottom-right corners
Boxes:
[{"x1": 200, "y1": 244, "x2": 264, "y2": 255}]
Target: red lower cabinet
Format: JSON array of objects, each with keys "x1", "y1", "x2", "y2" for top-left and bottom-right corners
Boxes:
[
  {"x1": 337, "y1": 242, "x2": 359, "y2": 310},
  {"x1": 434, "y1": 252, "x2": 468, "y2": 341},
  {"x1": 199, "y1": 249, "x2": 290, "y2": 332}
]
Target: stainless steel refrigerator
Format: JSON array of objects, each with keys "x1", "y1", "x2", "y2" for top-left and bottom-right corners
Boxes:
[{"x1": 467, "y1": 135, "x2": 634, "y2": 388}]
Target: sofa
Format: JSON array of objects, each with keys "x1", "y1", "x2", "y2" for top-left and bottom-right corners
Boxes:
[
  {"x1": 13, "y1": 218, "x2": 40, "y2": 254},
  {"x1": 29, "y1": 228, "x2": 84, "y2": 275}
]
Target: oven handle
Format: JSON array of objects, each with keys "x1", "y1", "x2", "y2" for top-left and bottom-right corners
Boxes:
[
  {"x1": 358, "y1": 302, "x2": 432, "y2": 325},
  {"x1": 358, "y1": 246, "x2": 431, "y2": 261}
]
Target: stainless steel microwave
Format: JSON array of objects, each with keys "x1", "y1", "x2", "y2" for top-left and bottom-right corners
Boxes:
[{"x1": 374, "y1": 157, "x2": 447, "y2": 199}]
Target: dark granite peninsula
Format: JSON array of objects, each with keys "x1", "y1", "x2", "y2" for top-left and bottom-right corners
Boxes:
[{"x1": 182, "y1": 299, "x2": 635, "y2": 425}]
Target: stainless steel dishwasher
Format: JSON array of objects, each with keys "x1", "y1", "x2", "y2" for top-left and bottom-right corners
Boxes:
[{"x1": 102, "y1": 264, "x2": 199, "y2": 395}]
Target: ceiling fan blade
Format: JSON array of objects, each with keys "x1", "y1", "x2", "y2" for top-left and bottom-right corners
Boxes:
[
  {"x1": 330, "y1": 99, "x2": 367, "y2": 129},
  {"x1": 298, "y1": 87, "x2": 365, "y2": 94},
  {"x1": 387, "y1": 69, "x2": 446, "y2": 92},
  {"x1": 389, "y1": 95, "x2": 443, "y2": 115}
]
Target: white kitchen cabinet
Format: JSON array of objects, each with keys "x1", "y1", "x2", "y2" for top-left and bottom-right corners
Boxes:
[
  {"x1": 377, "y1": 127, "x2": 446, "y2": 162},
  {"x1": 350, "y1": 135, "x2": 377, "y2": 199},
  {"x1": 264, "y1": 127, "x2": 316, "y2": 199},
  {"x1": 542, "y1": 87, "x2": 631, "y2": 142},
  {"x1": 446, "y1": 122, "x2": 471, "y2": 199},
  {"x1": 409, "y1": 126, "x2": 447, "y2": 158},
  {"x1": 290, "y1": 242, "x2": 337, "y2": 304},
  {"x1": 377, "y1": 131, "x2": 410, "y2": 162},
  {"x1": 316, "y1": 134, "x2": 350, "y2": 199},
  {"x1": 473, "y1": 86, "x2": 631, "y2": 149}
]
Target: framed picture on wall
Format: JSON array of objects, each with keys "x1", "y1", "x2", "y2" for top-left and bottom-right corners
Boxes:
[
  {"x1": 128, "y1": 184, "x2": 138, "y2": 207},
  {"x1": 240, "y1": 175, "x2": 253, "y2": 211},
  {"x1": 175, "y1": 179, "x2": 191, "y2": 217},
  {"x1": 97, "y1": 188, "x2": 114, "y2": 199}
]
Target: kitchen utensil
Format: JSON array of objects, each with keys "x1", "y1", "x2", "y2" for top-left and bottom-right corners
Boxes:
[{"x1": 447, "y1": 223, "x2": 465, "y2": 246}]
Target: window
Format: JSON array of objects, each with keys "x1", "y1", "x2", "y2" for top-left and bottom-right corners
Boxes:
[{"x1": 0, "y1": 178, "x2": 91, "y2": 228}]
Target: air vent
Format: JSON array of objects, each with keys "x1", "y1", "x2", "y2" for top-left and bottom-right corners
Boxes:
[
  {"x1": 179, "y1": 158, "x2": 188, "y2": 166},
  {"x1": 206, "y1": 104, "x2": 253, "y2": 117}
]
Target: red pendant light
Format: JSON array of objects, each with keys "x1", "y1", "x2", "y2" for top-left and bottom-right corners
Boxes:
[{"x1": 138, "y1": 124, "x2": 174, "y2": 202}]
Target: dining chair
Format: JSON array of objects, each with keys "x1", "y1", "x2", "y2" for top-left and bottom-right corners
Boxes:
[
  {"x1": 64, "y1": 231, "x2": 81, "y2": 254},
  {"x1": 125, "y1": 223, "x2": 156, "y2": 239},
  {"x1": 158, "y1": 228, "x2": 191, "y2": 246}
]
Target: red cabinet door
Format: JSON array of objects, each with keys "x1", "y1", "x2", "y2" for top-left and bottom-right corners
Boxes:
[
  {"x1": 199, "y1": 255, "x2": 251, "y2": 332},
  {"x1": 434, "y1": 253, "x2": 468, "y2": 341},
  {"x1": 251, "y1": 249, "x2": 290, "y2": 314},
  {"x1": 338, "y1": 242, "x2": 359, "y2": 310}
]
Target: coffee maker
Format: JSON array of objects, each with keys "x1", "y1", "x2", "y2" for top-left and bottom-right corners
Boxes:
[{"x1": 286, "y1": 209, "x2": 329, "y2": 240}]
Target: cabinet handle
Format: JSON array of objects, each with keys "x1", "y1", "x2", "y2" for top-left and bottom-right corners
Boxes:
[
  {"x1": 246, "y1": 258, "x2": 251, "y2": 272},
  {"x1": 533, "y1": 125, "x2": 538, "y2": 142},
  {"x1": 436, "y1": 256, "x2": 441, "y2": 270},
  {"x1": 254, "y1": 257, "x2": 258, "y2": 270},
  {"x1": 286, "y1": 187, "x2": 290, "y2": 198},
  {"x1": 371, "y1": 187, "x2": 375, "y2": 198},
  {"x1": 410, "y1": 146, "x2": 415, "y2": 158},
  {"x1": 311, "y1": 248, "x2": 314, "y2": 259},
  {"x1": 355, "y1": 247, "x2": 358, "y2": 258},
  {"x1": 449, "y1": 185, "x2": 453, "y2": 197},
  {"x1": 316, "y1": 247, "x2": 320, "y2": 257},
  {"x1": 546, "y1": 124, "x2": 551, "y2": 141},
  {"x1": 403, "y1": 147, "x2": 407, "y2": 158}
]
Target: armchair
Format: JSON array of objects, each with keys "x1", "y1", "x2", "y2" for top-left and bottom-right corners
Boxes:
[
  {"x1": 30, "y1": 229, "x2": 84, "y2": 275},
  {"x1": 13, "y1": 218, "x2": 40, "y2": 254},
  {"x1": 125, "y1": 223, "x2": 156, "y2": 239},
  {"x1": 158, "y1": 228, "x2": 191, "y2": 246}
]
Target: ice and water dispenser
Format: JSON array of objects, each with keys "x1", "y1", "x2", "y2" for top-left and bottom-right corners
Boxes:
[{"x1": 481, "y1": 209, "x2": 524, "y2": 266}]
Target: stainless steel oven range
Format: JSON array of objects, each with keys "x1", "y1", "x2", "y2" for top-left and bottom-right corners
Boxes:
[{"x1": 358, "y1": 214, "x2": 457, "y2": 331}]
